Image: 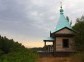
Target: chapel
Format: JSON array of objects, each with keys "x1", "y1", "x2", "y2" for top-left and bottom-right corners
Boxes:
[{"x1": 43, "y1": 5, "x2": 75, "y2": 55}]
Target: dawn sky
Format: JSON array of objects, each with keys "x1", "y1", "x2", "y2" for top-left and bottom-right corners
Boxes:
[{"x1": 0, "y1": 0, "x2": 84, "y2": 48}]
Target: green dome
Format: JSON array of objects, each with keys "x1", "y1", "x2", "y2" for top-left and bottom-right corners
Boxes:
[
  {"x1": 60, "y1": 6, "x2": 64, "y2": 14},
  {"x1": 60, "y1": 8, "x2": 63, "y2": 13}
]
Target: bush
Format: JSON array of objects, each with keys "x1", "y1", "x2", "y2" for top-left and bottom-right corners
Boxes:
[
  {"x1": 71, "y1": 52, "x2": 84, "y2": 62},
  {"x1": 0, "y1": 49, "x2": 38, "y2": 62},
  {"x1": 0, "y1": 35, "x2": 38, "y2": 62}
]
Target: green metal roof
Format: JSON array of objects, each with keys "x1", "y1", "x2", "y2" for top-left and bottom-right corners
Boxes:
[
  {"x1": 44, "y1": 37, "x2": 54, "y2": 41},
  {"x1": 51, "y1": 7, "x2": 72, "y2": 33},
  {"x1": 44, "y1": 6, "x2": 72, "y2": 41}
]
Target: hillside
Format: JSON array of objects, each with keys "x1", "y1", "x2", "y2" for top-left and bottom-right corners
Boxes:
[{"x1": 0, "y1": 35, "x2": 38, "y2": 62}]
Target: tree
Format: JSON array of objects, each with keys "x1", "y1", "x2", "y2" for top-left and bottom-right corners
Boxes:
[
  {"x1": 73, "y1": 16, "x2": 84, "y2": 51},
  {"x1": 66, "y1": 16, "x2": 69, "y2": 22},
  {"x1": 0, "y1": 35, "x2": 38, "y2": 62}
]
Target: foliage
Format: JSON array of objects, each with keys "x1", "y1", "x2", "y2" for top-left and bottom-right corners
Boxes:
[
  {"x1": 73, "y1": 16, "x2": 84, "y2": 51},
  {"x1": 0, "y1": 35, "x2": 38, "y2": 62},
  {"x1": 71, "y1": 16, "x2": 84, "y2": 62},
  {"x1": 66, "y1": 16, "x2": 69, "y2": 22},
  {"x1": 0, "y1": 49, "x2": 38, "y2": 62},
  {"x1": 70, "y1": 52, "x2": 84, "y2": 62}
]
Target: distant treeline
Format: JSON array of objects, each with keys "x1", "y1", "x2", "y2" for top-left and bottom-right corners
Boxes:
[{"x1": 0, "y1": 35, "x2": 38, "y2": 62}]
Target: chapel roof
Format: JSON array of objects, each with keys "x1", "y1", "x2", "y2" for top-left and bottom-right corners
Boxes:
[
  {"x1": 51, "y1": 6, "x2": 72, "y2": 33},
  {"x1": 44, "y1": 37, "x2": 54, "y2": 41}
]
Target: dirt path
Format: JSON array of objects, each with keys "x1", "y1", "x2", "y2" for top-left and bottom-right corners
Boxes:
[{"x1": 38, "y1": 56, "x2": 71, "y2": 62}]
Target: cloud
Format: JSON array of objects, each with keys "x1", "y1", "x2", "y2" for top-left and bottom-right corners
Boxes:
[{"x1": 0, "y1": 0, "x2": 84, "y2": 47}]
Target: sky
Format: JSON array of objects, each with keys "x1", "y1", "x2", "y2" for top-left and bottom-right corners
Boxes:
[{"x1": 0, "y1": 0, "x2": 84, "y2": 48}]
